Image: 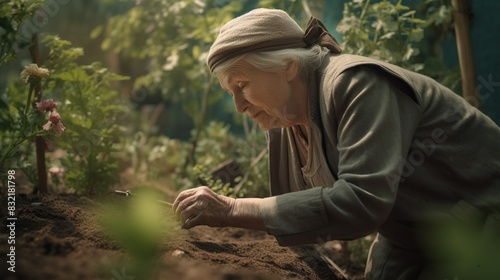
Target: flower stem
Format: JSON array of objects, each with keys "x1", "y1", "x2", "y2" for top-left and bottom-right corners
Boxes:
[
  {"x1": 0, "y1": 130, "x2": 45, "y2": 168},
  {"x1": 24, "y1": 82, "x2": 35, "y2": 115}
]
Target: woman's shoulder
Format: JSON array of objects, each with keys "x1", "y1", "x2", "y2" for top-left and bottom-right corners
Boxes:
[
  {"x1": 319, "y1": 54, "x2": 423, "y2": 104},
  {"x1": 320, "y1": 54, "x2": 405, "y2": 79}
]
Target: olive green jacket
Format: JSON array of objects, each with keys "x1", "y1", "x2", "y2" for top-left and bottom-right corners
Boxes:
[{"x1": 259, "y1": 54, "x2": 500, "y2": 249}]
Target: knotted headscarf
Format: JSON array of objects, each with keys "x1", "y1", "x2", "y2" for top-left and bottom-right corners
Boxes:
[{"x1": 207, "y1": 8, "x2": 342, "y2": 73}]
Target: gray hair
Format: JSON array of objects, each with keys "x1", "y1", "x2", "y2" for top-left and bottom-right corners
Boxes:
[{"x1": 212, "y1": 45, "x2": 330, "y2": 80}]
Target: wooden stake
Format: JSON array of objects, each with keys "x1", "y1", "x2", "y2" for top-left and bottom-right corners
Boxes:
[
  {"x1": 29, "y1": 33, "x2": 48, "y2": 194},
  {"x1": 451, "y1": 0, "x2": 479, "y2": 107}
]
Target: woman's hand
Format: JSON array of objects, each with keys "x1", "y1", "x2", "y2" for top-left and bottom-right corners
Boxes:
[
  {"x1": 172, "y1": 186, "x2": 235, "y2": 229},
  {"x1": 172, "y1": 186, "x2": 267, "y2": 231}
]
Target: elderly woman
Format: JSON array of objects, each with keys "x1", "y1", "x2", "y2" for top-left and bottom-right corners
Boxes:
[{"x1": 173, "y1": 8, "x2": 500, "y2": 279}]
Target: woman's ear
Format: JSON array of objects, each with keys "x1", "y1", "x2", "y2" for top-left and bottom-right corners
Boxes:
[{"x1": 285, "y1": 60, "x2": 299, "y2": 82}]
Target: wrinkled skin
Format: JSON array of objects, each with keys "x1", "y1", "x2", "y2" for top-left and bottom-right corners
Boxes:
[{"x1": 173, "y1": 186, "x2": 236, "y2": 229}]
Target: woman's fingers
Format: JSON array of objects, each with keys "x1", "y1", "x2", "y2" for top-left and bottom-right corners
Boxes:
[
  {"x1": 183, "y1": 212, "x2": 202, "y2": 229},
  {"x1": 179, "y1": 198, "x2": 205, "y2": 224},
  {"x1": 172, "y1": 187, "x2": 205, "y2": 221},
  {"x1": 172, "y1": 187, "x2": 199, "y2": 213},
  {"x1": 172, "y1": 186, "x2": 234, "y2": 229}
]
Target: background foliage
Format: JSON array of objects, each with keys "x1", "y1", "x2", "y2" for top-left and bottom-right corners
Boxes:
[
  {"x1": 0, "y1": 0, "x2": 459, "y2": 201},
  {"x1": 0, "y1": 0, "x2": 45, "y2": 63},
  {"x1": 91, "y1": 0, "x2": 272, "y2": 196},
  {"x1": 337, "y1": 0, "x2": 460, "y2": 92}
]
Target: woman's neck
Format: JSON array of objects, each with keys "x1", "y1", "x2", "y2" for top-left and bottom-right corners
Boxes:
[{"x1": 290, "y1": 76, "x2": 310, "y2": 127}]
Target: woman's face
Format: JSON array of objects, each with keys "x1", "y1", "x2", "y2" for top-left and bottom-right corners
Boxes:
[{"x1": 218, "y1": 59, "x2": 305, "y2": 131}]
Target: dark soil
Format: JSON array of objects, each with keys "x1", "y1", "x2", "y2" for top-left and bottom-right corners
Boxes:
[{"x1": 0, "y1": 190, "x2": 365, "y2": 280}]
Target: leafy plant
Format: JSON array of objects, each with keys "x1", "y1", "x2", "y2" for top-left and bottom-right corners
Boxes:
[
  {"x1": 337, "y1": 0, "x2": 460, "y2": 93},
  {"x1": 191, "y1": 119, "x2": 269, "y2": 198},
  {"x1": 416, "y1": 0, "x2": 461, "y2": 94},
  {"x1": 41, "y1": 35, "x2": 129, "y2": 194},
  {"x1": 0, "y1": 0, "x2": 61, "y2": 191},
  {"x1": 192, "y1": 163, "x2": 236, "y2": 197},
  {"x1": 337, "y1": 0, "x2": 426, "y2": 72},
  {"x1": 92, "y1": 0, "x2": 244, "y2": 173},
  {"x1": 0, "y1": 63, "x2": 63, "y2": 181},
  {"x1": 101, "y1": 187, "x2": 176, "y2": 279},
  {"x1": 118, "y1": 131, "x2": 189, "y2": 182},
  {"x1": 0, "y1": 0, "x2": 45, "y2": 63}
]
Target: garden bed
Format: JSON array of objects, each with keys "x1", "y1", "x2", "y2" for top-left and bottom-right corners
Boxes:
[{"x1": 0, "y1": 190, "x2": 364, "y2": 280}]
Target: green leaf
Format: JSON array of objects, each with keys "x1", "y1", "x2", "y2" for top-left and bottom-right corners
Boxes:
[
  {"x1": 0, "y1": 17, "x2": 14, "y2": 32},
  {"x1": 192, "y1": 45, "x2": 200, "y2": 58},
  {"x1": 401, "y1": 10, "x2": 416, "y2": 18},
  {"x1": 89, "y1": 25, "x2": 103, "y2": 39},
  {"x1": 51, "y1": 67, "x2": 89, "y2": 82},
  {"x1": 379, "y1": 32, "x2": 395, "y2": 40}
]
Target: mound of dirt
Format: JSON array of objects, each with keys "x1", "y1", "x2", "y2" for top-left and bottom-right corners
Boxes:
[{"x1": 0, "y1": 193, "x2": 363, "y2": 280}]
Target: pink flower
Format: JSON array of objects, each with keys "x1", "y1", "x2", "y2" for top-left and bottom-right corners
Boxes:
[
  {"x1": 42, "y1": 121, "x2": 52, "y2": 131},
  {"x1": 42, "y1": 111, "x2": 65, "y2": 136},
  {"x1": 48, "y1": 111, "x2": 61, "y2": 123},
  {"x1": 54, "y1": 122, "x2": 65, "y2": 136},
  {"x1": 35, "y1": 99, "x2": 57, "y2": 112}
]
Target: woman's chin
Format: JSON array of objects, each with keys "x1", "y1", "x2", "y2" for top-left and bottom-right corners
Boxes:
[
  {"x1": 257, "y1": 122, "x2": 272, "y2": 131},
  {"x1": 257, "y1": 120, "x2": 290, "y2": 131}
]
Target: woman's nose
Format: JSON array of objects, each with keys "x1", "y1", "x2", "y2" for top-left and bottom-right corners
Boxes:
[{"x1": 233, "y1": 93, "x2": 248, "y2": 114}]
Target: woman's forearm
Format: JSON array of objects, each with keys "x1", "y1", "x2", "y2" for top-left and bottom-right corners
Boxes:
[{"x1": 227, "y1": 198, "x2": 267, "y2": 231}]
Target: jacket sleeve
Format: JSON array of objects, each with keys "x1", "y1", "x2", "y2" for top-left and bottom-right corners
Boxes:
[{"x1": 259, "y1": 65, "x2": 422, "y2": 246}]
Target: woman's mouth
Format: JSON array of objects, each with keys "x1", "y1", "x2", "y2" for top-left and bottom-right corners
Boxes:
[{"x1": 249, "y1": 111, "x2": 261, "y2": 119}]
